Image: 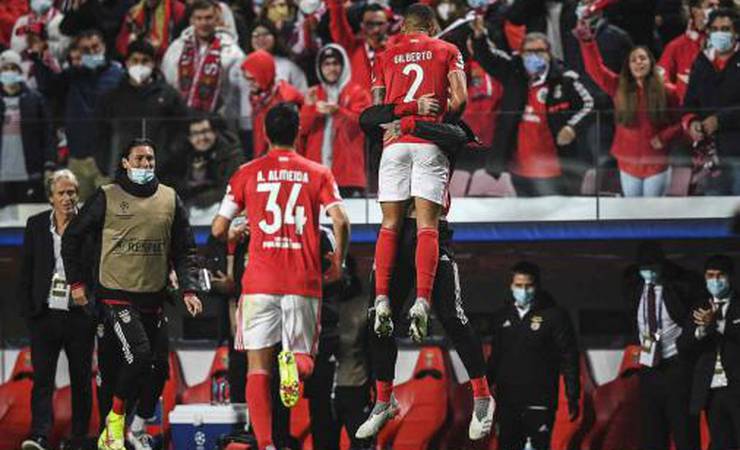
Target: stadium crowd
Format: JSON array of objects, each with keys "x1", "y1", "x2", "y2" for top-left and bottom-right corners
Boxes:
[
  {"x1": 2, "y1": 0, "x2": 740, "y2": 449},
  {"x1": 0, "y1": 0, "x2": 738, "y2": 204}
]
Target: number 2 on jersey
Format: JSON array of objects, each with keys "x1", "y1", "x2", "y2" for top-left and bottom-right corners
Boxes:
[
  {"x1": 402, "y1": 63, "x2": 424, "y2": 103},
  {"x1": 257, "y1": 183, "x2": 306, "y2": 236}
]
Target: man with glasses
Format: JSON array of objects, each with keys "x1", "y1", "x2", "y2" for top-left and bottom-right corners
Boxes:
[{"x1": 328, "y1": 0, "x2": 388, "y2": 89}]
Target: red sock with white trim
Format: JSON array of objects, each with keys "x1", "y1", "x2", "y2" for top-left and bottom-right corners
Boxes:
[
  {"x1": 111, "y1": 396, "x2": 125, "y2": 415},
  {"x1": 374, "y1": 228, "x2": 399, "y2": 297},
  {"x1": 246, "y1": 371, "x2": 273, "y2": 449},
  {"x1": 415, "y1": 227, "x2": 440, "y2": 300},
  {"x1": 376, "y1": 380, "x2": 393, "y2": 404},
  {"x1": 470, "y1": 376, "x2": 491, "y2": 399}
]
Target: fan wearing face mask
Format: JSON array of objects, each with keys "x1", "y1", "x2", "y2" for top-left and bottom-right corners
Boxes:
[
  {"x1": 682, "y1": 7, "x2": 740, "y2": 195},
  {"x1": 10, "y1": 0, "x2": 71, "y2": 62},
  {"x1": 680, "y1": 254, "x2": 740, "y2": 450},
  {"x1": 471, "y1": 17, "x2": 594, "y2": 196},
  {"x1": 487, "y1": 261, "x2": 580, "y2": 450},
  {"x1": 95, "y1": 40, "x2": 190, "y2": 184}
]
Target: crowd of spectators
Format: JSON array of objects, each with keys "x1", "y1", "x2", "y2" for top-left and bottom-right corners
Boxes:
[{"x1": 0, "y1": 0, "x2": 739, "y2": 206}]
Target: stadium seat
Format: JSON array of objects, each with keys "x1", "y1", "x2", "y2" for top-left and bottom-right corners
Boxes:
[
  {"x1": 666, "y1": 167, "x2": 692, "y2": 197},
  {"x1": 181, "y1": 346, "x2": 230, "y2": 404},
  {"x1": 376, "y1": 346, "x2": 449, "y2": 450},
  {"x1": 10, "y1": 347, "x2": 33, "y2": 379},
  {"x1": 0, "y1": 348, "x2": 34, "y2": 450},
  {"x1": 290, "y1": 386, "x2": 313, "y2": 450},
  {"x1": 467, "y1": 170, "x2": 516, "y2": 197},
  {"x1": 161, "y1": 351, "x2": 187, "y2": 442},
  {"x1": 449, "y1": 170, "x2": 472, "y2": 197},
  {"x1": 551, "y1": 354, "x2": 596, "y2": 450}
]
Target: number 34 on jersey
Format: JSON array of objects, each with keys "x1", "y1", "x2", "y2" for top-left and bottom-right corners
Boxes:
[{"x1": 256, "y1": 169, "x2": 310, "y2": 249}]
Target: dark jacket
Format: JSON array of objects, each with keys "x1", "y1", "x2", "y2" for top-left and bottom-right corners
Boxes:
[
  {"x1": 34, "y1": 58, "x2": 125, "y2": 160},
  {"x1": 683, "y1": 49, "x2": 740, "y2": 158},
  {"x1": 166, "y1": 134, "x2": 245, "y2": 209},
  {"x1": 61, "y1": 174, "x2": 199, "y2": 308},
  {"x1": 679, "y1": 291, "x2": 740, "y2": 413},
  {"x1": 487, "y1": 291, "x2": 580, "y2": 411},
  {"x1": 95, "y1": 73, "x2": 190, "y2": 177},
  {"x1": 472, "y1": 35, "x2": 593, "y2": 177},
  {"x1": 19, "y1": 210, "x2": 94, "y2": 319},
  {"x1": 59, "y1": 0, "x2": 135, "y2": 56},
  {"x1": 0, "y1": 85, "x2": 56, "y2": 177}
]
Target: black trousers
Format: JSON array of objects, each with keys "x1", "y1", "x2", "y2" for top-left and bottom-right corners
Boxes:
[
  {"x1": 369, "y1": 242, "x2": 487, "y2": 383},
  {"x1": 497, "y1": 402, "x2": 555, "y2": 450},
  {"x1": 334, "y1": 384, "x2": 372, "y2": 449},
  {"x1": 101, "y1": 304, "x2": 169, "y2": 420},
  {"x1": 707, "y1": 386, "x2": 740, "y2": 450},
  {"x1": 29, "y1": 310, "x2": 95, "y2": 439},
  {"x1": 639, "y1": 357, "x2": 700, "y2": 450},
  {"x1": 305, "y1": 335, "x2": 341, "y2": 450}
]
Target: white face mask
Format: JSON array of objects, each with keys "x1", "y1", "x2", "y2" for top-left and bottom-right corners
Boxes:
[
  {"x1": 298, "y1": 0, "x2": 321, "y2": 15},
  {"x1": 128, "y1": 64, "x2": 153, "y2": 84},
  {"x1": 31, "y1": 0, "x2": 53, "y2": 15}
]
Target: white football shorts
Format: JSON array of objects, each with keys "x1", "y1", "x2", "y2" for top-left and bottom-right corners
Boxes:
[{"x1": 377, "y1": 142, "x2": 450, "y2": 205}]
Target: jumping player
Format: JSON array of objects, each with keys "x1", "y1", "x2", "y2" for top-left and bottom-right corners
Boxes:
[
  {"x1": 371, "y1": 3, "x2": 468, "y2": 343},
  {"x1": 211, "y1": 103, "x2": 350, "y2": 450}
]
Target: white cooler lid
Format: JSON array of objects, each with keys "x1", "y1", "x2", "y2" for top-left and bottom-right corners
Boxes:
[{"x1": 169, "y1": 403, "x2": 249, "y2": 426}]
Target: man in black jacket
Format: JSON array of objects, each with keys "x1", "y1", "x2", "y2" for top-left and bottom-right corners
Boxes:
[
  {"x1": 624, "y1": 241, "x2": 701, "y2": 450},
  {"x1": 471, "y1": 17, "x2": 593, "y2": 196},
  {"x1": 680, "y1": 255, "x2": 740, "y2": 449},
  {"x1": 684, "y1": 8, "x2": 740, "y2": 195},
  {"x1": 19, "y1": 170, "x2": 94, "y2": 450},
  {"x1": 62, "y1": 138, "x2": 202, "y2": 450},
  {"x1": 96, "y1": 40, "x2": 190, "y2": 180},
  {"x1": 487, "y1": 261, "x2": 580, "y2": 450}
]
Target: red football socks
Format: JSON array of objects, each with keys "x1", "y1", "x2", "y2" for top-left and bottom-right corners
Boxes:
[
  {"x1": 246, "y1": 371, "x2": 273, "y2": 449},
  {"x1": 374, "y1": 228, "x2": 399, "y2": 297},
  {"x1": 111, "y1": 396, "x2": 125, "y2": 415},
  {"x1": 470, "y1": 376, "x2": 491, "y2": 399},
  {"x1": 376, "y1": 380, "x2": 393, "y2": 403},
  {"x1": 295, "y1": 353, "x2": 315, "y2": 380},
  {"x1": 416, "y1": 227, "x2": 440, "y2": 300}
]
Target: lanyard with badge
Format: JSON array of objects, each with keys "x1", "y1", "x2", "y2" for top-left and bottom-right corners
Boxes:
[
  {"x1": 48, "y1": 272, "x2": 71, "y2": 311},
  {"x1": 639, "y1": 290, "x2": 662, "y2": 368},
  {"x1": 711, "y1": 300, "x2": 728, "y2": 387}
]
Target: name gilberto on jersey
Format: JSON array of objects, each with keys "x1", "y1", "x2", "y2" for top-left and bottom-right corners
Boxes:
[
  {"x1": 393, "y1": 51, "x2": 433, "y2": 64},
  {"x1": 257, "y1": 169, "x2": 309, "y2": 183}
]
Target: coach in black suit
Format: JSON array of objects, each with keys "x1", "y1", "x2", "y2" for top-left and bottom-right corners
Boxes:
[
  {"x1": 680, "y1": 255, "x2": 740, "y2": 450},
  {"x1": 19, "y1": 170, "x2": 95, "y2": 450},
  {"x1": 623, "y1": 241, "x2": 702, "y2": 450}
]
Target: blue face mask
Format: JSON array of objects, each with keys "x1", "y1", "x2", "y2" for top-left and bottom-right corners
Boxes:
[
  {"x1": 0, "y1": 71, "x2": 22, "y2": 86},
  {"x1": 81, "y1": 53, "x2": 106, "y2": 70},
  {"x1": 706, "y1": 277, "x2": 730, "y2": 298},
  {"x1": 522, "y1": 54, "x2": 548, "y2": 77},
  {"x1": 709, "y1": 31, "x2": 735, "y2": 53},
  {"x1": 512, "y1": 287, "x2": 536, "y2": 307},
  {"x1": 640, "y1": 269, "x2": 658, "y2": 284},
  {"x1": 467, "y1": 0, "x2": 489, "y2": 10},
  {"x1": 127, "y1": 168, "x2": 155, "y2": 185},
  {"x1": 31, "y1": 0, "x2": 53, "y2": 15}
]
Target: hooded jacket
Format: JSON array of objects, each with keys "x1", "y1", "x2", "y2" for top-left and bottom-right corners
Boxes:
[
  {"x1": 242, "y1": 49, "x2": 304, "y2": 158},
  {"x1": 298, "y1": 44, "x2": 371, "y2": 189}
]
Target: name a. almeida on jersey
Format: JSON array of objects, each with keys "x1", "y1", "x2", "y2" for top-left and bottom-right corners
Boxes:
[{"x1": 257, "y1": 169, "x2": 310, "y2": 184}]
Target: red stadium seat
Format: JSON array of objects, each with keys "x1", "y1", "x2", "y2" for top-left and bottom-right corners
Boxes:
[
  {"x1": 376, "y1": 346, "x2": 449, "y2": 450},
  {"x1": 181, "y1": 346, "x2": 230, "y2": 405},
  {"x1": 449, "y1": 170, "x2": 472, "y2": 197},
  {"x1": 467, "y1": 170, "x2": 516, "y2": 197},
  {"x1": 10, "y1": 347, "x2": 33, "y2": 379},
  {"x1": 0, "y1": 349, "x2": 34, "y2": 450},
  {"x1": 161, "y1": 351, "x2": 187, "y2": 444},
  {"x1": 290, "y1": 385, "x2": 313, "y2": 450},
  {"x1": 551, "y1": 354, "x2": 596, "y2": 450}
]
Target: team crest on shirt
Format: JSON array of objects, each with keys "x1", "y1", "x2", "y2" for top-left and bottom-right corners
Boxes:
[
  {"x1": 118, "y1": 309, "x2": 132, "y2": 324},
  {"x1": 531, "y1": 316, "x2": 543, "y2": 331},
  {"x1": 536, "y1": 87, "x2": 549, "y2": 104}
]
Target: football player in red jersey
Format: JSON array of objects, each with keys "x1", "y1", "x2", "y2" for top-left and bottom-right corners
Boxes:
[
  {"x1": 370, "y1": 3, "x2": 467, "y2": 350},
  {"x1": 211, "y1": 104, "x2": 350, "y2": 450}
]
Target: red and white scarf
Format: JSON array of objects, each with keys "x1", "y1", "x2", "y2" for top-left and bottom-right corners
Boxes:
[{"x1": 178, "y1": 35, "x2": 223, "y2": 112}]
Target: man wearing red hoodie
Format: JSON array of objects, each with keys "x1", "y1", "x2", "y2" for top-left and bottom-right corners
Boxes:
[
  {"x1": 242, "y1": 49, "x2": 304, "y2": 159},
  {"x1": 299, "y1": 44, "x2": 371, "y2": 197}
]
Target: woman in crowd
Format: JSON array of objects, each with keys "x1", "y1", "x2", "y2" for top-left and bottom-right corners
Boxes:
[
  {"x1": 246, "y1": 18, "x2": 308, "y2": 92},
  {"x1": 576, "y1": 20, "x2": 683, "y2": 197}
]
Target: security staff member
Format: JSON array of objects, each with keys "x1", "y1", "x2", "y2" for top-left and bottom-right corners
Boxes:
[
  {"x1": 625, "y1": 241, "x2": 700, "y2": 450},
  {"x1": 680, "y1": 255, "x2": 740, "y2": 449},
  {"x1": 62, "y1": 138, "x2": 202, "y2": 450},
  {"x1": 20, "y1": 170, "x2": 95, "y2": 450},
  {"x1": 487, "y1": 261, "x2": 580, "y2": 450}
]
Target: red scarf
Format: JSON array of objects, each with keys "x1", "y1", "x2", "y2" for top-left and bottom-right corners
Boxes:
[
  {"x1": 178, "y1": 35, "x2": 223, "y2": 112},
  {"x1": 14, "y1": 8, "x2": 57, "y2": 38}
]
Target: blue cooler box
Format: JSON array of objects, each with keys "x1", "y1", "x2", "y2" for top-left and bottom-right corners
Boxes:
[{"x1": 169, "y1": 403, "x2": 248, "y2": 450}]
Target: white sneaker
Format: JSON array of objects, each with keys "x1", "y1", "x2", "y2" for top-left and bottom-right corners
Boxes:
[
  {"x1": 373, "y1": 295, "x2": 393, "y2": 337},
  {"x1": 468, "y1": 396, "x2": 495, "y2": 440},
  {"x1": 408, "y1": 298, "x2": 430, "y2": 343},
  {"x1": 355, "y1": 396, "x2": 399, "y2": 439},
  {"x1": 126, "y1": 430, "x2": 153, "y2": 450}
]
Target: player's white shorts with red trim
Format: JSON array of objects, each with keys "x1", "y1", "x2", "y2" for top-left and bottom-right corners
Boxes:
[
  {"x1": 234, "y1": 294, "x2": 321, "y2": 354},
  {"x1": 378, "y1": 142, "x2": 450, "y2": 205}
]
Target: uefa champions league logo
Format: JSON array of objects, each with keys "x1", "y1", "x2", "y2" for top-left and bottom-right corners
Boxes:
[{"x1": 194, "y1": 430, "x2": 207, "y2": 450}]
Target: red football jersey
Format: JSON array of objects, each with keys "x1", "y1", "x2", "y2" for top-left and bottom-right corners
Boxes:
[
  {"x1": 372, "y1": 32, "x2": 464, "y2": 143},
  {"x1": 224, "y1": 149, "x2": 343, "y2": 298}
]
